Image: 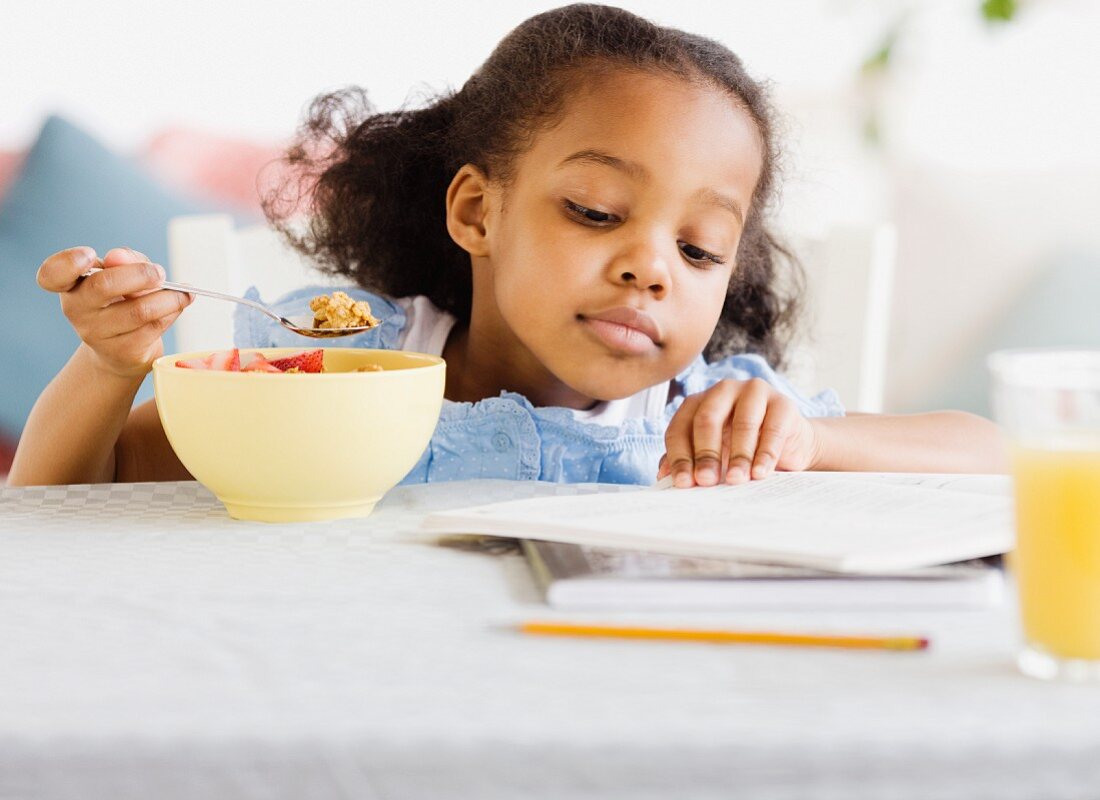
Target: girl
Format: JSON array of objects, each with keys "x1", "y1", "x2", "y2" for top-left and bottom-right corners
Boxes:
[{"x1": 9, "y1": 4, "x2": 1006, "y2": 489}]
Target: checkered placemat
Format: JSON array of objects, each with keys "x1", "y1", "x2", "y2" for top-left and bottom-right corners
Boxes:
[
  {"x1": 1, "y1": 482, "x2": 224, "y2": 530},
  {"x1": 0, "y1": 479, "x2": 641, "y2": 537}
]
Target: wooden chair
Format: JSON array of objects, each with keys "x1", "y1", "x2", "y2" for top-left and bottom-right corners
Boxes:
[
  {"x1": 785, "y1": 223, "x2": 897, "y2": 412},
  {"x1": 166, "y1": 214, "x2": 343, "y2": 354},
  {"x1": 168, "y1": 214, "x2": 896, "y2": 412}
]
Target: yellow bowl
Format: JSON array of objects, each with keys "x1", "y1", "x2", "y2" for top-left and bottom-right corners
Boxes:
[{"x1": 152, "y1": 348, "x2": 445, "y2": 522}]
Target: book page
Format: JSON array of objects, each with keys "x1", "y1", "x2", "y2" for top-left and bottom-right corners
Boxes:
[{"x1": 424, "y1": 473, "x2": 1014, "y2": 573}]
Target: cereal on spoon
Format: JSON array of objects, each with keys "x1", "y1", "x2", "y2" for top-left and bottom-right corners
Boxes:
[{"x1": 310, "y1": 291, "x2": 380, "y2": 331}]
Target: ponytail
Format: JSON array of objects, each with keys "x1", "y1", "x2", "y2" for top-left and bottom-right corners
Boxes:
[{"x1": 265, "y1": 89, "x2": 472, "y2": 322}]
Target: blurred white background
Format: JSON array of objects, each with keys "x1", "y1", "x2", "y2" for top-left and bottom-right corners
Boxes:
[{"x1": 3, "y1": 0, "x2": 1099, "y2": 413}]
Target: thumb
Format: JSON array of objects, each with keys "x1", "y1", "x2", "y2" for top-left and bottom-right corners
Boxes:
[{"x1": 102, "y1": 247, "x2": 150, "y2": 267}]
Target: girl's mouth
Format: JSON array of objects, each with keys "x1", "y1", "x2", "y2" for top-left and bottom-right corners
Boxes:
[{"x1": 579, "y1": 307, "x2": 662, "y2": 355}]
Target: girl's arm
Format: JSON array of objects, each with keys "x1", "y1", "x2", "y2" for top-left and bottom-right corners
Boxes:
[
  {"x1": 7, "y1": 246, "x2": 192, "y2": 487},
  {"x1": 808, "y1": 410, "x2": 1007, "y2": 474},
  {"x1": 8, "y1": 345, "x2": 188, "y2": 485},
  {"x1": 659, "y1": 378, "x2": 1008, "y2": 488}
]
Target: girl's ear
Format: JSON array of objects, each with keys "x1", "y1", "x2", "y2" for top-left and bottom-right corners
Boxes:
[{"x1": 445, "y1": 164, "x2": 493, "y2": 257}]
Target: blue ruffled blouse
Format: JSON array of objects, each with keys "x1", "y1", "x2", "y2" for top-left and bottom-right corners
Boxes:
[{"x1": 234, "y1": 286, "x2": 844, "y2": 486}]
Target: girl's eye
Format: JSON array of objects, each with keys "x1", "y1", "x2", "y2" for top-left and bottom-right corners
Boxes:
[
  {"x1": 565, "y1": 198, "x2": 725, "y2": 266},
  {"x1": 679, "y1": 241, "x2": 725, "y2": 267},
  {"x1": 564, "y1": 199, "x2": 617, "y2": 225}
]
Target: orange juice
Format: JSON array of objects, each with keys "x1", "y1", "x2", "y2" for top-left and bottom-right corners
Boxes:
[{"x1": 1012, "y1": 446, "x2": 1100, "y2": 660}]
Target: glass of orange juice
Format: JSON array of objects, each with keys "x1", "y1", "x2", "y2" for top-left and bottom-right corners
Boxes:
[{"x1": 989, "y1": 349, "x2": 1100, "y2": 681}]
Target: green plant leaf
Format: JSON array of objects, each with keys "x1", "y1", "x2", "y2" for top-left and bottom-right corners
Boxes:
[
  {"x1": 860, "y1": 32, "x2": 897, "y2": 75},
  {"x1": 981, "y1": 0, "x2": 1018, "y2": 22}
]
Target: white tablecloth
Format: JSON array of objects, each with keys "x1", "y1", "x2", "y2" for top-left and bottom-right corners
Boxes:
[{"x1": 1, "y1": 480, "x2": 1098, "y2": 800}]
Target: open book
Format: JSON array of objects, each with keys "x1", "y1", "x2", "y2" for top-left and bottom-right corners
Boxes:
[
  {"x1": 422, "y1": 472, "x2": 1014, "y2": 574},
  {"x1": 522, "y1": 540, "x2": 1004, "y2": 610}
]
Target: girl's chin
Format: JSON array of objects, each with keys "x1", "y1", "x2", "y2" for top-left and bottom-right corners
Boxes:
[{"x1": 556, "y1": 367, "x2": 667, "y2": 404}]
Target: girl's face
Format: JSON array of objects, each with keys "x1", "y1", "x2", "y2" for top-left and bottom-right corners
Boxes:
[{"x1": 477, "y1": 70, "x2": 764, "y2": 402}]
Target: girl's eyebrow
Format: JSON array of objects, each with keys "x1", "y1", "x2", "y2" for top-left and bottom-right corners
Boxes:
[
  {"x1": 697, "y1": 187, "x2": 744, "y2": 225},
  {"x1": 558, "y1": 149, "x2": 647, "y2": 180},
  {"x1": 559, "y1": 148, "x2": 744, "y2": 224}
]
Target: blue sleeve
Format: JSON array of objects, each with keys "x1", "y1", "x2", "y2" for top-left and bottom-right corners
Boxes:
[
  {"x1": 232, "y1": 285, "x2": 407, "y2": 350},
  {"x1": 670, "y1": 353, "x2": 845, "y2": 419}
]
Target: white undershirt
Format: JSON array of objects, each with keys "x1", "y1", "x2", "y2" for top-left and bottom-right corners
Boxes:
[{"x1": 395, "y1": 296, "x2": 670, "y2": 426}]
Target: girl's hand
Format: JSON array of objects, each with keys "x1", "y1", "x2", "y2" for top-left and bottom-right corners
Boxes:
[
  {"x1": 658, "y1": 378, "x2": 821, "y2": 488},
  {"x1": 37, "y1": 246, "x2": 192, "y2": 379}
]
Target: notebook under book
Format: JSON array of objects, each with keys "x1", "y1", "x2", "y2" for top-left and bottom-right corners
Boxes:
[{"x1": 522, "y1": 540, "x2": 1005, "y2": 610}]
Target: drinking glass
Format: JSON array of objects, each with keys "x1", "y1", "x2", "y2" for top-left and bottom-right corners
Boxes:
[{"x1": 989, "y1": 349, "x2": 1100, "y2": 681}]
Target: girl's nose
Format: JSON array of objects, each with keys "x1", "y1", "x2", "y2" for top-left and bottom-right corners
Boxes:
[{"x1": 609, "y1": 241, "x2": 670, "y2": 298}]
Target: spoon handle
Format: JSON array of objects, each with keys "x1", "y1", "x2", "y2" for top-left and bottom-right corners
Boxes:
[{"x1": 160, "y1": 281, "x2": 286, "y2": 326}]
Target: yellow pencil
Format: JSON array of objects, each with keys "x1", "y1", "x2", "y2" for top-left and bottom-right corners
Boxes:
[{"x1": 517, "y1": 620, "x2": 930, "y2": 651}]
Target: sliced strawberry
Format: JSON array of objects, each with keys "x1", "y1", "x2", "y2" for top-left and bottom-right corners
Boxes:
[
  {"x1": 268, "y1": 349, "x2": 324, "y2": 373},
  {"x1": 208, "y1": 348, "x2": 241, "y2": 371},
  {"x1": 242, "y1": 353, "x2": 283, "y2": 373},
  {"x1": 175, "y1": 354, "x2": 214, "y2": 369},
  {"x1": 175, "y1": 349, "x2": 240, "y2": 370}
]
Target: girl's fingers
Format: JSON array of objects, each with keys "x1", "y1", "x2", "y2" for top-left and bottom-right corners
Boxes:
[
  {"x1": 725, "y1": 378, "x2": 770, "y2": 484},
  {"x1": 93, "y1": 309, "x2": 185, "y2": 369},
  {"x1": 662, "y1": 380, "x2": 793, "y2": 488},
  {"x1": 77, "y1": 261, "x2": 166, "y2": 307},
  {"x1": 102, "y1": 247, "x2": 149, "y2": 267},
  {"x1": 690, "y1": 380, "x2": 741, "y2": 486},
  {"x1": 663, "y1": 392, "x2": 703, "y2": 487},
  {"x1": 37, "y1": 247, "x2": 98, "y2": 293},
  {"x1": 96, "y1": 289, "x2": 192, "y2": 339},
  {"x1": 751, "y1": 399, "x2": 794, "y2": 479},
  {"x1": 127, "y1": 307, "x2": 187, "y2": 342}
]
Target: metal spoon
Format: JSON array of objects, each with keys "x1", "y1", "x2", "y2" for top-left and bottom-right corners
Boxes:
[{"x1": 79, "y1": 268, "x2": 376, "y2": 338}]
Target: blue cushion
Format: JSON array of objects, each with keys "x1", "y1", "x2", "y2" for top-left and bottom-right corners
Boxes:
[
  {"x1": 922, "y1": 253, "x2": 1100, "y2": 417},
  {"x1": 0, "y1": 115, "x2": 232, "y2": 437}
]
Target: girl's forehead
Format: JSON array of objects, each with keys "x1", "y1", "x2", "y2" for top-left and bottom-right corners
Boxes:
[{"x1": 520, "y1": 71, "x2": 763, "y2": 192}]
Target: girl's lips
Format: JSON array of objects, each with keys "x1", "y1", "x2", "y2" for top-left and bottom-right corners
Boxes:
[{"x1": 580, "y1": 307, "x2": 662, "y2": 355}]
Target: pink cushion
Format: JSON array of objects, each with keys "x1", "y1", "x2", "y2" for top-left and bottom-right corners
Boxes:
[
  {"x1": 4, "y1": 128, "x2": 297, "y2": 216},
  {"x1": 0, "y1": 149, "x2": 26, "y2": 203},
  {"x1": 140, "y1": 128, "x2": 290, "y2": 214}
]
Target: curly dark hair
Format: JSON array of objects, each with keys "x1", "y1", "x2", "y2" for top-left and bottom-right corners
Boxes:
[{"x1": 264, "y1": 3, "x2": 802, "y2": 366}]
